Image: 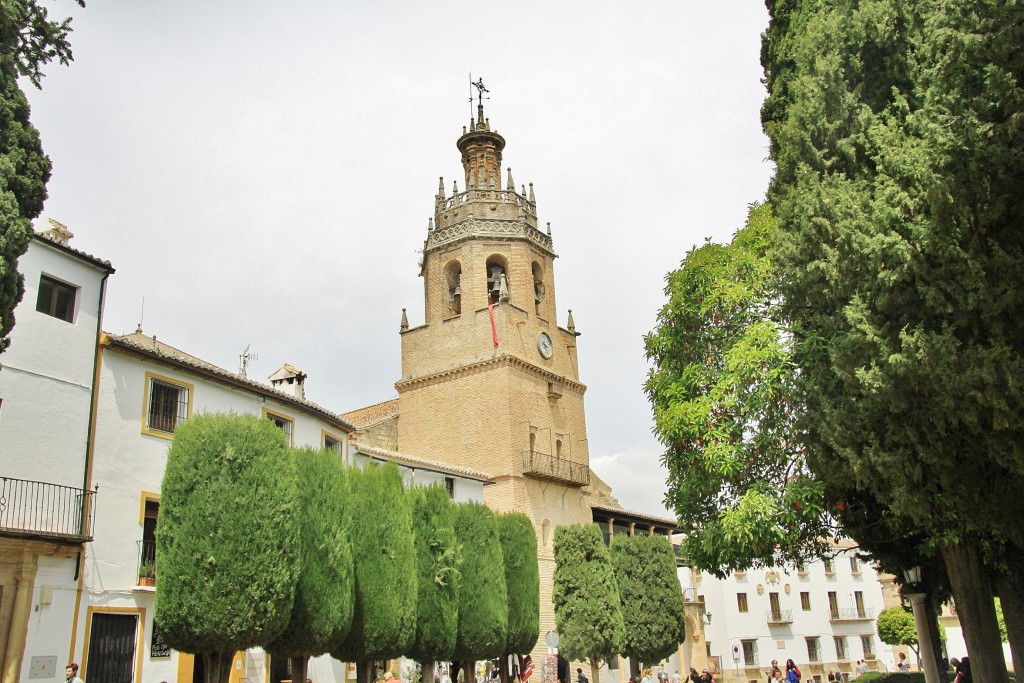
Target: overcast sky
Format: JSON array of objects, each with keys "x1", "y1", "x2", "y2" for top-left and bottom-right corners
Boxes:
[{"x1": 26, "y1": 1, "x2": 773, "y2": 519}]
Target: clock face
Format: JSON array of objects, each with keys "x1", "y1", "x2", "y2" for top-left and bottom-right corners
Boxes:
[{"x1": 537, "y1": 331, "x2": 553, "y2": 359}]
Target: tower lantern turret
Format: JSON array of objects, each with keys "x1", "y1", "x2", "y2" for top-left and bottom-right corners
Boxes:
[{"x1": 457, "y1": 101, "x2": 505, "y2": 189}]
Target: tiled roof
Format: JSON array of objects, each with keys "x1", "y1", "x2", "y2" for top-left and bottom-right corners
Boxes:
[
  {"x1": 355, "y1": 444, "x2": 493, "y2": 482},
  {"x1": 32, "y1": 232, "x2": 115, "y2": 273},
  {"x1": 590, "y1": 503, "x2": 679, "y2": 528},
  {"x1": 103, "y1": 330, "x2": 354, "y2": 433},
  {"x1": 341, "y1": 398, "x2": 399, "y2": 428}
]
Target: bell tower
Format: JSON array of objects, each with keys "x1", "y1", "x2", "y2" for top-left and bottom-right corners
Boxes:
[{"x1": 395, "y1": 85, "x2": 595, "y2": 650}]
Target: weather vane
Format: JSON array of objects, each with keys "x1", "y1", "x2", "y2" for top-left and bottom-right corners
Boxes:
[{"x1": 469, "y1": 74, "x2": 490, "y2": 118}]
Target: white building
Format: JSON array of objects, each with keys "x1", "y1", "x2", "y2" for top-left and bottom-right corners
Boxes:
[
  {"x1": 680, "y1": 547, "x2": 891, "y2": 683},
  {"x1": 0, "y1": 222, "x2": 114, "y2": 683}
]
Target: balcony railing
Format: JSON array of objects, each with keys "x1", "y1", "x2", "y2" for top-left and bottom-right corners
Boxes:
[
  {"x1": 0, "y1": 477, "x2": 96, "y2": 542},
  {"x1": 521, "y1": 450, "x2": 590, "y2": 487},
  {"x1": 767, "y1": 609, "x2": 793, "y2": 624},
  {"x1": 830, "y1": 607, "x2": 874, "y2": 622},
  {"x1": 136, "y1": 540, "x2": 157, "y2": 587}
]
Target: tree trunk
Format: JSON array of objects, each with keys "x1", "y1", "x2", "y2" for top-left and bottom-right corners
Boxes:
[
  {"x1": 941, "y1": 538, "x2": 1009, "y2": 683},
  {"x1": 357, "y1": 661, "x2": 373, "y2": 683},
  {"x1": 290, "y1": 656, "x2": 309, "y2": 683},
  {"x1": 588, "y1": 657, "x2": 602, "y2": 683},
  {"x1": 923, "y1": 596, "x2": 950, "y2": 683},
  {"x1": 464, "y1": 661, "x2": 476, "y2": 683},
  {"x1": 424, "y1": 661, "x2": 437, "y2": 683},
  {"x1": 996, "y1": 570, "x2": 1024, "y2": 678},
  {"x1": 498, "y1": 656, "x2": 510, "y2": 683},
  {"x1": 204, "y1": 652, "x2": 235, "y2": 683}
]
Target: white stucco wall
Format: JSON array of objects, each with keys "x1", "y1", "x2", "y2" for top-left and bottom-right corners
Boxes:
[{"x1": 0, "y1": 237, "x2": 108, "y2": 488}]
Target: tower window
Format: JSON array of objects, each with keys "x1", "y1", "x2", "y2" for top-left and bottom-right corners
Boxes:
[
  {"x1": 445, "y1": 261, "x2": 462, "y2": 316},
  {"x1": 532, "y1": 261, "x2": 545, "y2": 315},
  {"x1": 486, "y1": 256, "x2": 509, "y2": 304}
]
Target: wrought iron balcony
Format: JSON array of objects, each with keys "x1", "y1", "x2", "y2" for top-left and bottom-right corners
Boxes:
[
  {"x1": 0, "y1": 477, "x2": 96, "y2": 542},
  {"x1": 767, "y1": 609, "x2": 793, "y2": 624},
  {"x1": 521, "y1": 450, "x2": 590, "y2": 487},
  {"x1": 136, "y1": 540, "x2": 157, "y2": 587},
  {"x1": 830, "y1": 607, "x2": 874, "y2": 622}
]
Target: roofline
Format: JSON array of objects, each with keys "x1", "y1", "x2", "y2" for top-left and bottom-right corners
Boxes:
[
  {"x1": 101, "y1": 333, "x2": 355, "y2": 433},
  {"x1": 354, "y1": 444, "x2": 493, "y2": 482},
  {"x1": 32, "y1": 233, "x2": 115, "y2": 274},
  {"x1": 590, "y1": 504, "x2": 678, "y2": 529}
]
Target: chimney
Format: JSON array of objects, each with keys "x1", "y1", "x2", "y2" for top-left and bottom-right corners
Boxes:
[
  {"x1": 268, "y1": 364, "x2": 307, "y2": 400},
  {"x1": 40, "y1": 218, "x2": 74, "y2": 246}
]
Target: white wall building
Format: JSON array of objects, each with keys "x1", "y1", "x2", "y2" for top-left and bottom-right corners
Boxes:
[
  {"x1": 1, "y1": 223, "x2": 114, "y2": 683},
  {"x1": 680, "y1": 548, "x2": 890, "y2": 683}
]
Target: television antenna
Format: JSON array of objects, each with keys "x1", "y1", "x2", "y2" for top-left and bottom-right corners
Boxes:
[{"x1": 239, "y1": 344, "x2": 258, "y2": 378}]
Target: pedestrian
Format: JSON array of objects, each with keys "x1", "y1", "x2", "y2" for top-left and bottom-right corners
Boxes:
[
  {"x1": 785, "y1": 660, "x2": 800, "y2": 683},
  {"x1": 66, "y1": 664, "x2": 83, "y2": 683},
  {"x1": 897, "y1": 653, "x2": 909, "y2": 672},
  {"x1": 766, "y1": 660, "x2": 780, "y2": 683},
  {"x1": 642, "y1": 669, "x2": 653, "y2": 683},
  {"x1": 689, "y1": 668, "x2": 700, "y2": 683},
  {"x1": 827, "y1": 671, "x2": 835, "y2": 683},
  {"x1": 672, "y1": 672, "x2": 681, "y2": 683},
  {"x1": 699, "y1": 669, "x2": 713, "y2": 683},
  {"x1": 954, "y1": 657, "x2": 971, "y2": 683},
  {"x1": 577, "y1": 668, "x2": 586, "y2": 683}
]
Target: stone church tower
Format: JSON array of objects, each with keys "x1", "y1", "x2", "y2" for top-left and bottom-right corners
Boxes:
[{"x1": 396, "y1": 99, "x2": 598, "y2": 644}]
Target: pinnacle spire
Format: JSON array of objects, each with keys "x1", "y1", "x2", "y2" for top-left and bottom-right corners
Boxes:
[
  {"x1": 438, "y1": 176, "x2": 445, "y2": 199},
  {"x1": 400, "y1": 308, "x2": 409, "y2": 332},
  {"x1": 507, "y1": 167, "x2": 515, "y2": 191}
]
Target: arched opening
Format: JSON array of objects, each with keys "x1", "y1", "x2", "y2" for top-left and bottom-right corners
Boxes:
[
  {"x1": 445, "y1": 260, "x2": 462, "y2": 316},
  {"x1": 542, "y1": 518, "x2": 551, "y2": 547},
  {"x1": 532, "y1": 261, "x2": 545, "y2": 314},
  {"x1": 486, "y1": 255, "x2": 509, "y2": 304},
  {"x1": 555, "y1": 438, "x2": 563, "y2": 459}
]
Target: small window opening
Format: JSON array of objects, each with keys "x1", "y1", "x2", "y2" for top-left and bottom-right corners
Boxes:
[
  {"x1": 446, "y1": 261, "x2": 462, "y2": 316},
  {"x1": 36, "y1": 274, "x2": 77, "y2": 323},
  {"x1": 486, "y1": 256, "x2": 509, "y2": 304}
]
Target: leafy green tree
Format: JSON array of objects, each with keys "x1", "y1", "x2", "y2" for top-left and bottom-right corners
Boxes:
[
  {"x1": 452, "y1": 502, "x2": 508, "y2": 681},
  {"x1": 155, "y1": 414, "x2": 300, "y2": 683},
  {"x1": 0, "y1": 0, "x2": 83, "y2": 355},
  {"x1": 496, "y1": 513, "x2": 539, "y2": 683},
  {"x1": 331, "y1": 462, "x2": 417, "y2": 683},
  {"x1": 645, "y1": 203, "x2": 832, "y2": 574},
  {"x1": 267, "y1": 447, "x2": 355, "y2": 683},
  {"x1": 763, "y1": 2, "x2": 1024, "y2": 680},
  {"x1": 552, "y1": 524, "x2": 623, "y2": 683},
  {"x1": 610, "y1": 534, "x2": 686, "y2": 667},
  {"x1": 407, "y1": 485, "x2": 461, "y2": 683},
  {"x1": 877, "y1": 606, "x2": 919, "y2": 653}
]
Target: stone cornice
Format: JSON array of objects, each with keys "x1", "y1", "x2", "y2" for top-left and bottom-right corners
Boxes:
[
  {"x1": 395, "y1": 353, "x2": 586, "y2": 394},
  {"x1": 426, "y1": 217, "x2": 554, "y2": 256}
]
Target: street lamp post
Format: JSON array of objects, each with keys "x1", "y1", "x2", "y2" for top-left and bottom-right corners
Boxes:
[{"x1": 902, "y1": 567, "x2": 940, "y2": 683}]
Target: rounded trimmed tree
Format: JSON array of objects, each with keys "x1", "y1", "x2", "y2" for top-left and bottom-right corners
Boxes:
[
  {"x1": 611, "y1": 534, "x2": 686, "y2": 668},
  {"x1": 452, "y1": 502, "x2": 509, "y2": 682},
  {"x1": 497, "y1": 513, "x2": 540, "y2": 683},
  {"x1": 267, "y1": 447, "x2": 355, "y2": 683},
  {"x1": 331, "y1": 462, "x2": 417, "y2": 683},
  {"x1": 552, "y1": 524, "x2": 623, "y2": 683},
  {"x1": 407, "y1": 484, "x2": 461, "y2": 683},
  {"x1": 155, "y1": 413, "x2": 300, "y2": 683}
]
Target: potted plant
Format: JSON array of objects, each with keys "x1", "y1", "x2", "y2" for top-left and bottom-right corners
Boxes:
[{"x1": 138, "y1": 561, "x2": 156, "y2": 587}]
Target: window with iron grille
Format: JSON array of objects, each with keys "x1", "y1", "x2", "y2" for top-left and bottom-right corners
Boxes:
[
  {"x1": 36, "y1": 274, "x2": 77, "y2": 322},
  {"x1": 323, "y1": 432, "x2": 342, "y2": 454},
  {"x1": 801, "y1": 591, "x2": 811, "y2": 611},
  {"x1": 737, "y1": 592, "x2": 748, "y2": 613},
  {"x1": 264, "y1": 409, "x2": 294, "y2": 444},
  {"x1": 444, "y1": 476, "x2": 455, "y2": 499},
  {"x1": 145, "y1": 375, "x2": 191, "y2": 435},
  {"x1": 806, "y1": 637, "x2": 821, "y2": 662}
]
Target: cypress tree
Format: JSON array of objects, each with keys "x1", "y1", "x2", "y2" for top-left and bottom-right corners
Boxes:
[
  {"x1": 331, "y1": 462, "x2": 417, "y2": 683},
  {"x1": 552, "y1": 524, "x2": 623, "y2": 683},
  {"x1": 155, "y1": 413, "x2": 300, "y2": 683},
  {"x1": 496, "y1": 512, "x2": 539, "y2": 683},
  {"x1": 610, "y1": 534, "x2": 686, "y2": 667},
  {"x1": 267, "y1": 447, "x2": 355, "y2": 683},
  {"x1": 407, "y1": 485, "x2": 461, "y2": 683},
  {"x1": 452, "y1": 502, "x2": 509, "y2": 681}
]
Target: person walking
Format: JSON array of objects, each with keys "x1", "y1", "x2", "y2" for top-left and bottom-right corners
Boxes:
[
  {"x1": 66, "y1": 664, "x2": 83, "y2": 683},
  {"x1": 785, "y1": 660, "x2": 800, "y2": 683},
  {"x1": 766, "y1": 660, "x2": 781, "y2": 683}
]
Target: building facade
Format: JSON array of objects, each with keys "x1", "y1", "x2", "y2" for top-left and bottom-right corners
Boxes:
[{"x1": 0, "y1": 223, "x2": 113, "y2": 683}]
